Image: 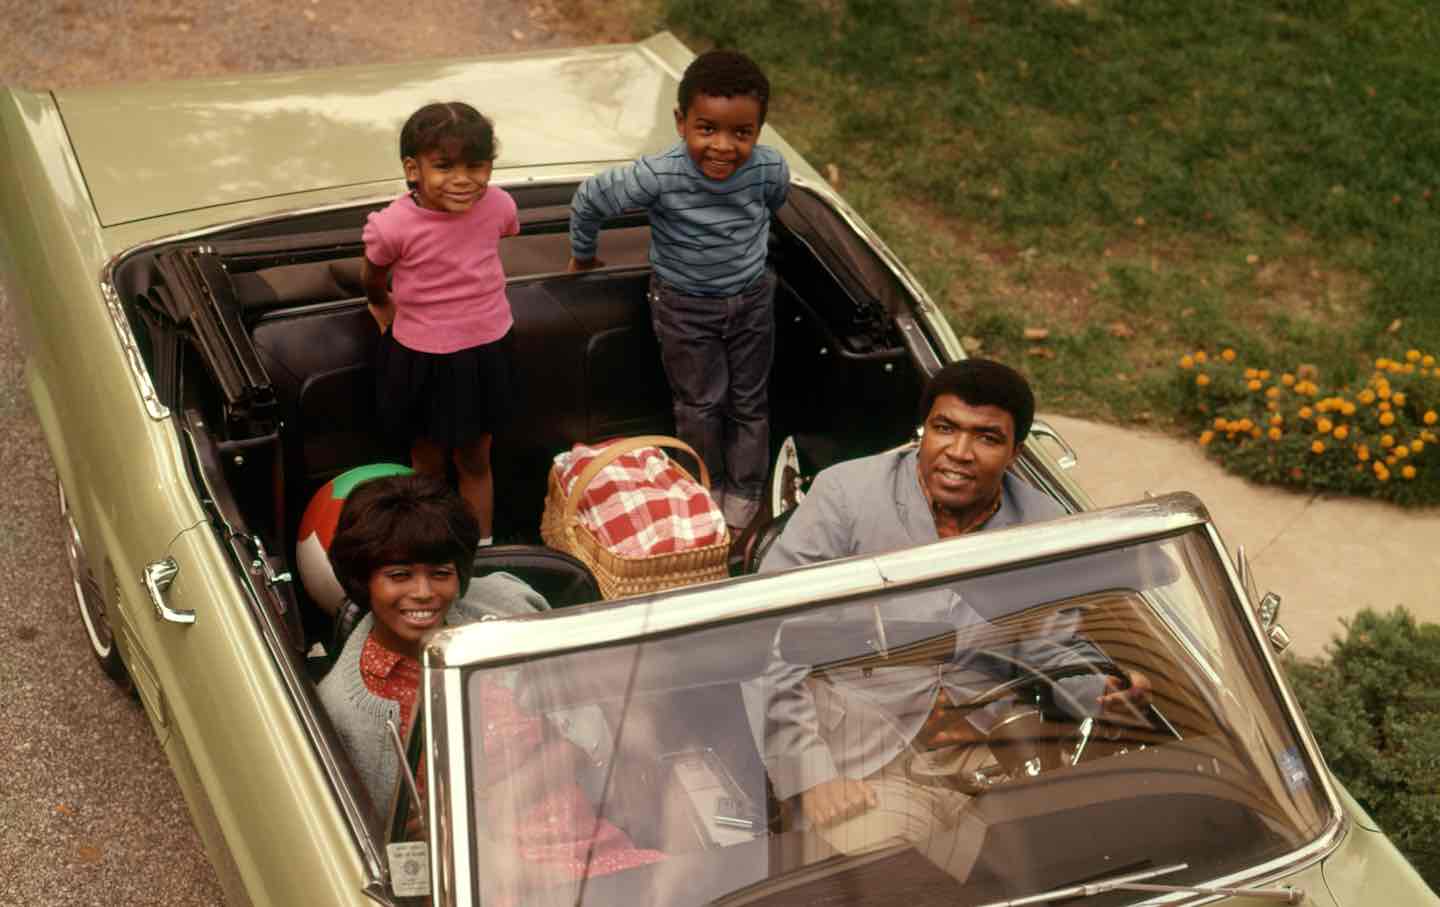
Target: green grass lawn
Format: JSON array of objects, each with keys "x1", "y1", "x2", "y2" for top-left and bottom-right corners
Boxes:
[{"x1": 617, "y1": 0, "x2": 1440, "y2": 430}]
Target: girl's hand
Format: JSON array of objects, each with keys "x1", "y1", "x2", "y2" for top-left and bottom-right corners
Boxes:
[{"x1": 368, "y1": 301, "x2": 395, "y2": 334}]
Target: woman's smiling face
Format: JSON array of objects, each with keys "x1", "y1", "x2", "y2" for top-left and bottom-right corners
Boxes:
[{"x1": 367, "y1": 561, "x2": 460, "y2": 656}]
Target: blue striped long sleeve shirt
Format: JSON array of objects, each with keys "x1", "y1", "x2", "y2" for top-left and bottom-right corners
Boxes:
[{"x1": 569, "y1": 142, "x2": 791, "y2": 297}]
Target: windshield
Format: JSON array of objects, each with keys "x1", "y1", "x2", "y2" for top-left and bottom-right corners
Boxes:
[{"x1": 457, "y1": 528, "x2": 1332, "y2": 906}]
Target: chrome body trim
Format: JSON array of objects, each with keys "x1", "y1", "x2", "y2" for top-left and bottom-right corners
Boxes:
[
  {"x1": 224, "y1": 533, "x2": 392, "y2": 893},
  {"x1": 100, "y1": 277, "x2": 169, "y2": 420}
]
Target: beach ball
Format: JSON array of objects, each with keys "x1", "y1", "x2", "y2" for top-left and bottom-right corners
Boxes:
[{"x1": 296, "y1": 463, "x2": 413, "y2": 615}]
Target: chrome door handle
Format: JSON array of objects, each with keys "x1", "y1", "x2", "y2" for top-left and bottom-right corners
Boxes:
[
  {"x1": 1027, "y1": 420, "x2": 1078, "y2": 470},
  {"x1": 144, "y1": 557, "x2": 194, "y2": 625}
]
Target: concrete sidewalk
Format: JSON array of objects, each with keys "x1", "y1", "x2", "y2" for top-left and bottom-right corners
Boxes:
[{"x1": 1039, "y1": 413, "x2": 1440, "y2": 659}]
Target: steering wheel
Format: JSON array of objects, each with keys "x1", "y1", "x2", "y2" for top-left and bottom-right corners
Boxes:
[{"x1": 905, "y1": 653, "x2": 1138, "y2": 791}]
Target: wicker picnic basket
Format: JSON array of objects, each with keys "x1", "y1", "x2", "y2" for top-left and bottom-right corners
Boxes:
[{"x1": 540, "y1": 435, "x2": 731, "y2": 599}]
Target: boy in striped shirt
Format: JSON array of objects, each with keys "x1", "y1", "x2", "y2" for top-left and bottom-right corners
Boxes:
[{"x1": 568, "y1": 49, "x2": 791, "y2": 531}]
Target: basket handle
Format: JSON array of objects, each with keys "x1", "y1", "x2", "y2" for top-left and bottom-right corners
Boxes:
[{"x1": 561, "y1": 435, "x2": 711, "y2": 525}]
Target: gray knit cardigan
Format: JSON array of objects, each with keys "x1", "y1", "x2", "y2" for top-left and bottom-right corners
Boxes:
[{"x1": 318, "y1": 571, "x2": 611, "y2": 815}]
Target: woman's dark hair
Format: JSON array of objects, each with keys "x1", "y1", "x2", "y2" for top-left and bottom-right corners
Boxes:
[
  {"x1": 917, "y1": 359, "x2": 1037, "y2": 446},
  {"x1": 398, "y1": 102, "x2": 498, "y2": 187},
  {"x1": 677, "y1": 50, "x2": 771, "y2": 124},
  {"x1": 327, "y1": 473, "x2": 480, "y2": 609}
]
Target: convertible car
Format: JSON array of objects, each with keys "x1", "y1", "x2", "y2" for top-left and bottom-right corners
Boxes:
[{"x1": 2, "y1": 32, "x2": 1433, "y2": 907}]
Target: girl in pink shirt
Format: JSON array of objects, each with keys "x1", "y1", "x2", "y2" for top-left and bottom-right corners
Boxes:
[{"x1": 362, "y1": 102, "x2": 520, "y2": 544}]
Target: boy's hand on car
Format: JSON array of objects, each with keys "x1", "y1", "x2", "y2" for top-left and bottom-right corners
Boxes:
[
  {"x1": 801, "y1": 777, "x2": 877, "y2": 827},
  {"x1": 567, "y1": 255, "x2": 603, "y2": 273}
]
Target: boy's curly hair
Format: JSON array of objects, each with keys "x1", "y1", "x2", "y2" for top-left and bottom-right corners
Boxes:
[
  {"x1": 399, "y1": 102, "x2": 498, "y2": 188},
  {"x1": 677, "y1": 50, "x2": 772, "y2": 124}
]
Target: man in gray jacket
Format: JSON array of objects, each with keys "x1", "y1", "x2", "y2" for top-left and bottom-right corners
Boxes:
[{"x1": 750, "y1": 359, "x2": 1150, "y2": 877}]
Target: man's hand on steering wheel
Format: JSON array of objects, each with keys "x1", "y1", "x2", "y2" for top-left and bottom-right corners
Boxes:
[{"x1": 1098, "y1": 670, "x2": 1152, "y2": 714}]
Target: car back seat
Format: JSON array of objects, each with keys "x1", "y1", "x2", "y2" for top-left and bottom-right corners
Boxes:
[{"x1": 250, "y1": 267, "x2": 675, "y2": 560}]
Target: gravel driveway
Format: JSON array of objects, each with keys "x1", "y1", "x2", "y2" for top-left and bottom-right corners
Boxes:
[{"x1": 0, "y1": 3, "x2": 622, "y2": 903}]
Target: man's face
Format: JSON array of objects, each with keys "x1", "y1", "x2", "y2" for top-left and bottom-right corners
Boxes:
[
  {"x1": 674, "y1": 92, "x2": 763, "y2": 181},
  {"x1": 916, "y1": 394, "x2": 1020, "y2": 516}
]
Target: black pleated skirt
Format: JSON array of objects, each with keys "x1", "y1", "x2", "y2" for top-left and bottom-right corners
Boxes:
[{"x1": 375, "y1": 329, "x2": 517, "y2": 449}]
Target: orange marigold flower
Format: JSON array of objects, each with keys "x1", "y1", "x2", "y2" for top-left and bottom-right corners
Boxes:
[
  {"x1": 1196, "y1": 374, "x2": 1211, "y2": 387},
  {"x1": 1386, "y1": 455, "x2": 1397, "y2": 466},
  {"x1": 1237, "y1": 418, "x2": 1254, "y2": 431},
  {"x1": 1213, "y1": 417, "x2": 1228, "y2": 430},
  {"x1": 1316, "y1": 418, "x2": 1333, "y2": 434},
  {"x1": 1378, "y1": 386, "x2": 1392, "y2": 400},
  {"x1": 1413, "y1": 439, "x2": 1425, "y2": 454},
  {"x1": 1268, "y1": 427, "x2": 1282, "y2": 441},
  {"x1": 1376, "y1": 358, "x2": 1390, "y2": 369},
  {"x1": 1395, "y1": 445, "x2": 1410, "y2": 458},
  {"x1": 1424, "y1": 410, "x2": 1438, "y2": 425},
  {"x1": 1406, "y1": 349, "x2": 1422, "y2": 362},
  {"x1": 1281, "y1": 373, "x2": 1296, "y2": 387},
  {"x1": 1179, "y1": 354, "x2": 1195, "y2": 369},
  {"x1": 1247, "y1": 379, "x2": 1262, "y2": 392},
  {"x1": 1243, "y1": 367, "x2": 1258, "y2": 380},
  {"x1": 1424, "y1": 355, "x2": 1436, "y2": 368},
  {"x1": 1199, "y1": 430, "x2": 1215, "y2": 446},
  {"x1": 1250, "y1": 428, "x2": 1263, "y2": 440},
  {"x1": 1358, "y1": 389, "x2": 1376, "y2": 404},
  {"x1": 1376, "y1": 468, "x2": 1390, "y2": 482},
  {"x1": 1258, "y1": 369, "x2": 1271, "y2": 381},
  {"x1": 1266, "y1": 401, "x2": 1279, "y2": 412},
  {"x1": 1269, "y1": 414, "x2": 1284, "y2": 427},
  {"x1": 1310, "y1": 440, "x2": 1325, "y2": 454},
  {"x1": 1356, "y1": 446, "x2": 1370, "y2": 462},
  {"x1": 1381, "y1": 434, "x2": 1395, "y2": 448},
  {"x1": 1380, "y1": 411, "x2": 1396, "y2": 426},
  {"x1": 1298, "y1": 406, "x2": 1313, "y2": 419},
  {"x1": 1403, "y1": 465, "x2": 1417, "y2": 480},
  {"x1": 1265, "y1": 386, "x2": 1280, "y2": 399},
  {"x1": 1393, "y1": 392, "x2": 1406, "y2": 406},
  {"x1": 1333, "y1": 425, "x2": 1350, "y2": 441},
  {"x1": 1194, "y1": 350, "x2": 1208, "y2": 364},
  {"x1": 1341, "y1": 402, "x2": 1357, "y2": 416},
  {"x1": 1221, "y1": 348, "x2": 1237, "y2": 362},
  {"x1": 1379, "y1": 401, "x2": 1392, "y2": 413}
]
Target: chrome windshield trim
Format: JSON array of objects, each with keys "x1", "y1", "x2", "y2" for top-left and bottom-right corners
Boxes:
[
  {"x1": 429, "y1": 492, "x2": 1210, "y2": 669},
  {"x1": 431, "y1": 667, "x2": 469, "y2": 906}
]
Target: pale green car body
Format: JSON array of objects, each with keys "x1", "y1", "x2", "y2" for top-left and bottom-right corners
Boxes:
[{"x1": 0, "y1": 32, "x2": 1431, "y2": 907}]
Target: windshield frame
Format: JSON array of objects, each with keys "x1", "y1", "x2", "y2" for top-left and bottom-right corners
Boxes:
[{"x1": 422, "y1": 491, "x2": 1345, "y2": 906}]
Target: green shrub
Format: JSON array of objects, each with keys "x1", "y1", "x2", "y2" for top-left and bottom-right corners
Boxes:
[
  {"x1": 1175, "y1": 347, "x2": 1440, "y2": 505},
  {"x1": 1284, "y1": 608, "x2": 1440, "y2": 886}
]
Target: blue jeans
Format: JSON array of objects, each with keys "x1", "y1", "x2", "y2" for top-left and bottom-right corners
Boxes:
[{"x1": 648, "y1": 270, "x2": 776, "y2": 528}]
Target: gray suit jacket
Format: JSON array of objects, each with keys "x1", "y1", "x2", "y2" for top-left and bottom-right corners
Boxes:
[{"x1": 747, "y1": 447, "x2": 1100, "y2": 800}]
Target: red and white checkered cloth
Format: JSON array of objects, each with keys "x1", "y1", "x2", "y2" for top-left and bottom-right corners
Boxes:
[{"x1": 554, "y1": 441, "x2": 726, "y2": 558}]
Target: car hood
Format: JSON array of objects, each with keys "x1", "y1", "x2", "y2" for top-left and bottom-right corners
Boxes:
[{"x1": 53, "y1": 37, "x2": 687, "y2": 227}]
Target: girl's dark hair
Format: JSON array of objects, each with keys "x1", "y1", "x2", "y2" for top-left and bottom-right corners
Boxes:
[
  {"x1": 327, "y1": 473, "x2": 480, "y2": 609},
  {"x1": 677, "y1": 50, "x2": 771, "y2": 124},
  {"x1": 398, "y1": 102, "x2": 498, "y2": 186},
  {"x1": 917, "y1": 359, "x2": 1037, "y2": 447}
]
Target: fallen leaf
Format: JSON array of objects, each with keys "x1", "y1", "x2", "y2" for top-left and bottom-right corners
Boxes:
[
  {"x1": 77, "y1": 845, "x2": 102, "y2": 864},
  {"x1": 55, "y1": 803, "x2": 75, "y2": 817},
  {"x1": 1246, "y1": 254, "x2": 1259, "y2": 265},
  {"x1": 1180, "y1": 307, "x2": 1196, "y2": 318},
  {"x1": 1134, "y1": 216, "x2": 1147, "y2": 227},
  {"x1": 960, "y1": 335, "x2": 984, "y2": 353},
  {"x1": 824, "y1": 163, "x2": 841, "y2": 188},
  {"x1": 1027, "y1": 346, "x2": 1056, "y2": 359},
  {"x1": 1107, "y1": 321, "x2": 1135, "y2": 339},
  {"x1": 1297, "y1": 363, "x2": 1320, "y2": 380},
  {"x1": 1022, "y1": 327, "x2": 1050, "y2": 341},
  {"x1": 1388, "y1": 318, "x2": 1403, "y2": 333}
]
